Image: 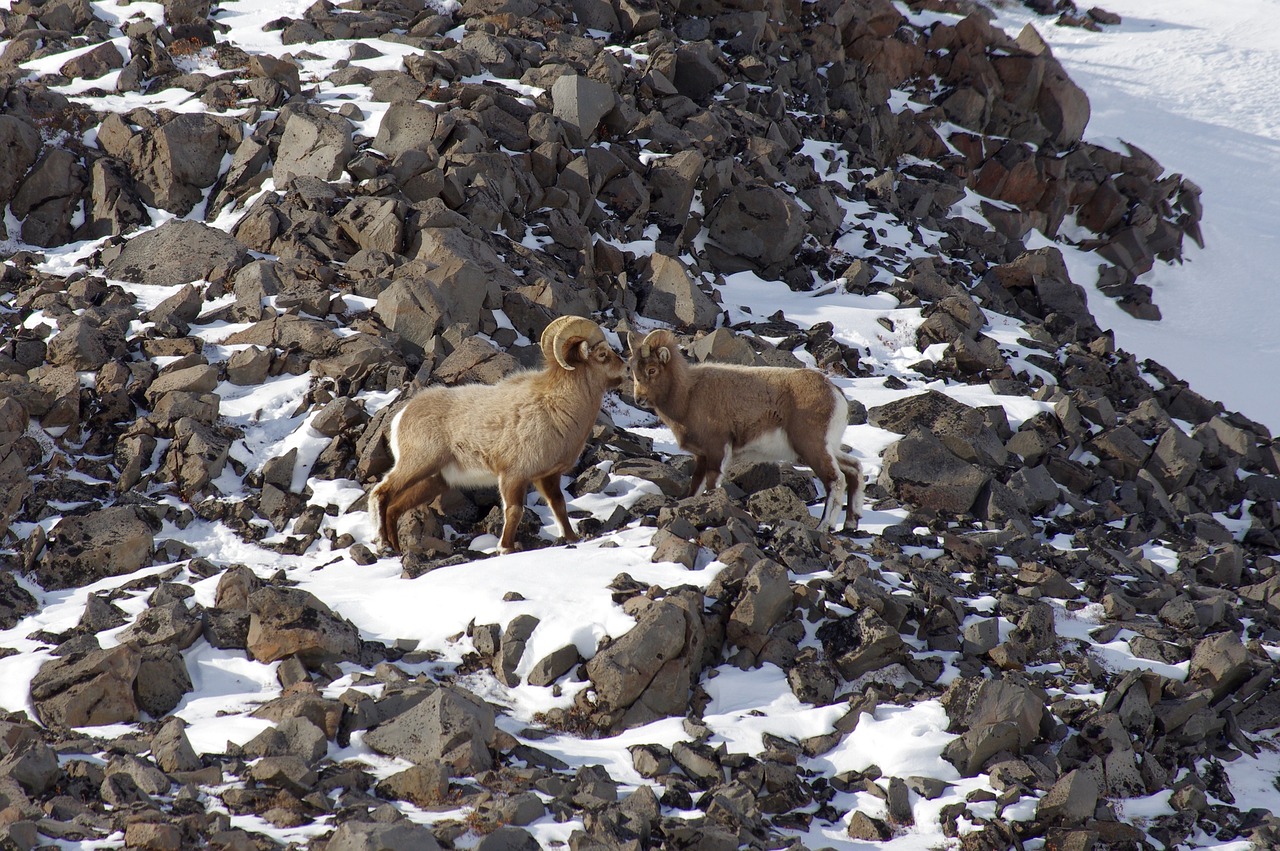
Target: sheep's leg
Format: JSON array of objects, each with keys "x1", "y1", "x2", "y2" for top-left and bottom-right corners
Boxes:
[
  {"x1": 839, "y1": 454, "x2": 865, "y2": 532},
  {"x1": 496, "y1": 476, "x2": 531, "y2": 555},
  {"x1": 379, "y1": 473, "x2": 446, "y2": 553},
  {"x1": 534, "y1": 473, "x2": 578, "y2": 543},
  {"x1": 688, "y1": 455, "x2": 709, "y2": 497}
]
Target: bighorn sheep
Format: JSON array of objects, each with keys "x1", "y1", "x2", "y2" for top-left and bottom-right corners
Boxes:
[
  {"x1": 627, "y1": 329, "x2": 864, "y2": 532},
  {"x1": 371, "y1": 316, "x2": 627, "y2": 554}
]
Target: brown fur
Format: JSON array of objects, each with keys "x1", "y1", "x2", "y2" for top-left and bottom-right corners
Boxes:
[
  {"x1": 372, "y1": 324, "x2": 626, "y2": 554},
  {"x1": 628, "y1": 329, "x2": 864, "y2": 531}
]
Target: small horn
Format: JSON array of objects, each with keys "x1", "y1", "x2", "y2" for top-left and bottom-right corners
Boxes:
[{"x1": 541, "y1": 315, "x2": 604, "y2": 371}]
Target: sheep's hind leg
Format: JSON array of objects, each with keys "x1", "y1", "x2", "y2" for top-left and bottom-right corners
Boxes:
[
  {"x1": 496, "y1": 476, "x2": 531, "y2": 555},
  {"x1": 534, "y1": 473, "x2": 578, "y2": 543},
  {"x1": 380, "y1": 473, "x2": 446, "y2": 553},
  {"x1": 839, "y1": 454, "x2": 865, "y2": 532}
]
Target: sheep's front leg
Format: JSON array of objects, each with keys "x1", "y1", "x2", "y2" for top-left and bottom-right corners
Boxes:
[
  {"x1": 534, "y1": 473, "x2": 578, "y2": 543},
  {"x1": 496, "y1": 476, "x2": 530, "y2": 555}
]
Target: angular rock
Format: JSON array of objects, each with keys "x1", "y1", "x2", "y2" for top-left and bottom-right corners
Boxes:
[
  {"x1": 275, "y1": 105, "x2": 355, "y2": 186},
  {"x1": 36, "y1": 506, "x2": 157, "y2": 591},
  {"x1": 246, "y1": 587, "x2": 363, "y2": 665},
  {"x1": 878, "y1": 428, "x2": 990, "y2": 515},
  {"x1": 364, "y1": 687, "x2": 495, "y2": 775},
  {"x1": 105, "y1": 220, "x2": 249, "y2": 285},
  {"x1": 551, "y1": 74, "x2": 614, "y2": 143},
  {"x1": 30, "y1": 644, "x2": 141, "y2": 727}
]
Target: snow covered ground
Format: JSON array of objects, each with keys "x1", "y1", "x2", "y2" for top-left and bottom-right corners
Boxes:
[
  {"x1": 2, "y1": 0, "x2": 1280, "y2": 847},
  {"x1": 995, "y1": 0, "x2": 1280, "y2": 435}
]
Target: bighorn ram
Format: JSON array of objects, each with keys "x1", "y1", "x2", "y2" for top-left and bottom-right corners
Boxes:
[
  {"x1": 628, "y1": 329, "x2": 864, "y2": 532},
  {"x1": 372, "y1": 316, "x2": 627, "y2": 554}
]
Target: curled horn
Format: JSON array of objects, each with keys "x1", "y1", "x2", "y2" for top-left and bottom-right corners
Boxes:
[
  {"x1": 540, "y1": 315, "x2": 604, "y2": 371},
  {"x1": 641, "y1": 329, "x2": 669, "y2": 360}
]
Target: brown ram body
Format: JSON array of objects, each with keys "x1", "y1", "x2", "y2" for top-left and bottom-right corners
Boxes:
[
  {"x1": 628, "y1": 329, "x2": 864, "y2": 531},
  {"x1": 372, "y1": 316, "x2": 626, "y2": 554}
]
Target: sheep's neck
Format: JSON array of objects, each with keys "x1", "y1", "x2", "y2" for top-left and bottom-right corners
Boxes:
[
  {"x1": 537, "y1": 372, "x2": 600, "y2": 438},
  {"x1": 659, "y1": 357, "x2": 694, "y2": 422}
]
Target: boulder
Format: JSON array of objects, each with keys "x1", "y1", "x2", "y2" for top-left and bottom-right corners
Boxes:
[
  {"x1": 274, "y1": 105, "x2": 355, "y2": 186},
  {"x1": 36, "y1": 506, "x2": 157, "y2": 591},
  {"x1": 639, "y1": 253, "x2": 719, "y2": 329},
  {"x1": 31, "y1": 645, "x2": 141, "y2": 727},
  {"x1": 0, "y1": 116, "x2": 41, "y2": 206},
  {"x1": 551, "y1": 74, "x2": 614, "y2": 143},
  {"x1": 372, "y1": 100, "x2": 438, "y2": 158},
  {"x1": 706, "y1": 185, "x2": 806, "y2": 269},
  {"x1": 105, "y1": 220, "x2": 249, "y2": 285},
  {"x1": 245, "y1": 587, "x2": 363, "y2": 665},
  {"x1": 363, "y1": 687, "x2": 495, "y2": 775},
  {"x1": 325, "y1": 822, "x2": 442, "y2": 851},
  {"x1": 11, "y1": 149, "x2": 88, "y2": 247},
  {"x1": 877, "y1": 428, "x2": 990, "y2": 515}
]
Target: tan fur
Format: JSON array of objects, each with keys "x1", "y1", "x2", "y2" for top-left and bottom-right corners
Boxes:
[
  {"x1": 628, "y1": 329, "x2": 865, "y2": 531},
  {"x1": 372, "y1": 320, "x2": 627, "y2": 554}
]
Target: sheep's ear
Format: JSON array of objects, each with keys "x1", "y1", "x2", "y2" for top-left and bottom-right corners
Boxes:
[
  {"x1": 576, "y1": 340, "x2": 591, "y2": 362},
  {"x1": 656, "y1": 346, "x2": 670, "y2": 364}
]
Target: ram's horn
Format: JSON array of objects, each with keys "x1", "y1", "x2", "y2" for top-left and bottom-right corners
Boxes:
[{"x1": 541, "y1": 315, "x2": 604, "y2": 371}]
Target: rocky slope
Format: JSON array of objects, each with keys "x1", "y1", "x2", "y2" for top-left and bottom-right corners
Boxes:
[{"x1": 0, "y1": 0, "x2": 1276, "y2": 848}]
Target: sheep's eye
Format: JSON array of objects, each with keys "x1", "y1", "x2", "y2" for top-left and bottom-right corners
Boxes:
[{"x1": 646, "y1": 367, "x2": 658, "y2": 377}]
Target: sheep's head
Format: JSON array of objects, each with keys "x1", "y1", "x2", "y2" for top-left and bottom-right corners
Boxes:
[
  {"x1": 541, "y1": 315, "x2": 626, "y2": 387},
  {"x1": 627, "y1": 329, "x2": 679, "y2": 408}
]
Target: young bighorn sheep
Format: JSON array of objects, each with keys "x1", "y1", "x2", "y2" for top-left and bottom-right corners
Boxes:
[
  {"x1": 371, "y1": 316, "x2": 627, "y2": 554},
  {"x1": 628, "y1": 329, "x2": 864, "y2": 532}
]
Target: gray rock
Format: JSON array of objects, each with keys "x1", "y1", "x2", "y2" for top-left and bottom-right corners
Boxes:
[
  {"x1": 373, "y1": 100, "x2": 438, "y2": 158},
  {"x1": 868, "y1": 390, "x2": 1008, "y2": 468},
  {"x1": 119, "y1": 600, "x2": 204, "y2": 650},
  {"x1": 583, "y1": 590, "x2": 706, "y2": 730},
  {"x1": 672, "y1": 42, "x2": 728, "y2": 101},
  {"x1": 477, "y1": 826, "x2": 541, "y2": 851},
  {"x1": 825, "y1": 609, "x2": 907, "y2": 680},
  {"x1": 727, "y1": 560, "x2": 793, "y2": 651},
  {"x1": 0, "y1": 116, "x2": 40, "y2": 206},
  {"x1": 105, "y1": 220, "x2": 249, "y2": 285},
  {"x1": 135, "y1": 645, "x2": 193, "y2": 717},
  {"x1": 650, "y1": 529, "x2": 698, "y2": 570},
  {"x1": 11, "y1": 149, "x2": 88, "y2": 247},
  {"x1": 335, "y1": 196, "x2": 407, "y2": 255},
  {"x1": 639, "y1": 253, "x2": 719, "y2": 328},
  {"x1": 30, "y1": 644, "x2": 141, "y2": 727},
  {"x1": 246, "y1": 586, "x2": 363, "y2": 665},
  {"x1": 375, "y1": 762, "x2": 449, "y2": 807},
  {"x1": 363, "y1": 687, "x2": 495, "y2": 775},
  {"x1": 1036, "y1": 768, "x2": 1099, "y2": 827},
  {"x1": 495, "y1": 614, "x2": 539, "y2": 688},
  {"x1": 877, "y1": 428, "x2": 990, "y2": 515},
  {"x1": 105, "y1": 753, "x2": 170, "y2": 797},
  {"x1": 138, "y1": 114, "x2": 230, "y2": 215},
  {"x1": 706, "y1": 185, "x2": 805, "y2": 269},
  {"x1": 151, "y1": 718, "x2": 201, "y2": 773},
  {"x1": 226, "y1": 346, "x2": 271, "y2": 385},
  {"x1": 275, "y1": 105, "x2": 354, "y2": 186},
  {"x1": 247, "y1": 755, "x2": 317, "y2": 794},
  {"x1": 1145, "y1": 426, "x2": 1203, "y2": 492},
  {"x1": 36, "y1": 505, "x2": 157, "y2": 590},
  {"x1": 527, "y1": 644, "x2": 581, "y2": 687},
  {"x1": 325, "y1": 821, "x2": 442, "y2": 851},
  {"x1": 59, "y1": 41, "x2": 123, "y2": 78},
  {"x1": 46, "y1": 317, "x2": 109, "y2": 371},
  {"x1": 551, "y1": 74, "x2": 614, "y2": 143},
  {"x1": 746, "y1": 485, "x2": 814, "y2": 527},
  {"x1": 1189, "y1": 631, "x2": 1251, "y2": 699},
  {"x1": 0, "y1": 742, "x2": 60, "y2": 795},
  {"x1": 647, "y1": 149, "x2": 703, "y2": 227}
]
